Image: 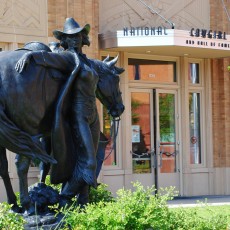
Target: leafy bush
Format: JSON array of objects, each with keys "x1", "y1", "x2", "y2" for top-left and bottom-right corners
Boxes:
[
  {"x1": 45, "y1": 175, "x2": 62, "y2": 192},
  {"x1": 0, "y1": 180, "x2": 229, "y2": 229},
  {"x1": 0, "y1": 203, "x2": 25, "y2": 230},
  {"x1": 89, "y1": 183, "x2": 114, "y2": 203},
  {"x1": 62, "y1": 182, "x2": 176, "y2": 229},
  {"x1": 61, "y1": 182, "x2": 229, "y2": 230}
]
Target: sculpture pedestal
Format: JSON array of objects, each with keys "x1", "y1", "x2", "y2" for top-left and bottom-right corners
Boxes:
[
  {"x1": 24, "y1": 213, "x2": 64, "y2": 230},
  {"x1": 23, "y1": 183, "x2": 67, "y2": 229}
]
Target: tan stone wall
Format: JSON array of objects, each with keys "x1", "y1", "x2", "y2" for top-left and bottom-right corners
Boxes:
[
  {"x1": 47, "y1": 0, "x2": 99, "y2": 59},
  {"x1": 210, "y1": 0, "x2": 230, "y2": 167},
  {"x1": 0, "y1": 0, "x2": 48, "y2": 44},
  {"x1": 99, "y1": 0, "x2": 210, "y2": 33}
]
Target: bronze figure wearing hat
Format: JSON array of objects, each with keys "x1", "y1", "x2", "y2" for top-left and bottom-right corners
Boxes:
[
  {"x1": 53, "y1": 17, "x2": 90, "y2": 40},
  {"x1": 15, "y1": 18, "x2": 101, "y2": 206}
]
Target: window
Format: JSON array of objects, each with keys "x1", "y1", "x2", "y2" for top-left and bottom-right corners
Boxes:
[
  {"x1": 188, "y1": 60, "x2": 203, "y2": 165},
  {"x1": 102, "y1": 106, "x2": 118, "y2": 166},
  {"x1": 131, "y1": 92, "x2": 151, "y2": 173},
  {"x1": 128, "y1": 59, "x2": 177, "y2": 82},
  {"x1": 189, "y1": 92, "x2": 201, "y2": 164},
  {"x1": 189, "y1": 63, "x2": 199, "y2": 84}
]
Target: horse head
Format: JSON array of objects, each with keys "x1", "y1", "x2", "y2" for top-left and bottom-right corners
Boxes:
[{"x1": 94, "y1": 56, "x2": 125, "y2": 118}]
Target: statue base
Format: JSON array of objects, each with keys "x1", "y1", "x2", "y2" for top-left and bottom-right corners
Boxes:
[{"x1": 22, "y1": 183, "x2": 69, "y2": 229}]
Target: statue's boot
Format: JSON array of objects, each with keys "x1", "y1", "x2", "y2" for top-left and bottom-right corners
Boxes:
[
  {"x1": 77, "y1": 185, "x2": 89, "y2": 208},
  {"x1": 23, "y1": 205, "x2": 36, "y2": 216},
  {"x1": 59, "y1": 176, "x2": 86, "y2": 208}
]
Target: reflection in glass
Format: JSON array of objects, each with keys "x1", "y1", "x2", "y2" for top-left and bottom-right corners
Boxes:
[
  {"x1": 103, "y1": 106, "x2": 116, "y2": 166},
  {"x1": 128, "y1": 59, "x2": 176, "y2": 82},
  {"x1": 189, "y1": 63, "x2": 199, "y2": 84},
  {"x1": 189, "y1": 93, "x2": 201, "y2": 164},
  {"x1": 159, "y1": 93, "x2": 177, "y2": 173},
  {"x1": 131, "y1": 92, "x2": 151, "y2": 173}
]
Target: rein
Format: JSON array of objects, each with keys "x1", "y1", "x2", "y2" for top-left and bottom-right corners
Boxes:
[
  {"x1": 95, "y1": 60, "x2": 122, "y2": 161},
  {"x1": 99, "y1": 116, "x2": 120, "y2": 161}
]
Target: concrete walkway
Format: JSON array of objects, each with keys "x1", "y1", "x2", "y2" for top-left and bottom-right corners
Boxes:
[{"x1": 168, "y1": 195, "x2": 230, "y2": 208}]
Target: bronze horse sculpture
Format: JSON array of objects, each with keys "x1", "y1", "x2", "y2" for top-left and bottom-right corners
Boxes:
[{"x1": 0, "y1": 48, "x2": 124, "y2": 214}]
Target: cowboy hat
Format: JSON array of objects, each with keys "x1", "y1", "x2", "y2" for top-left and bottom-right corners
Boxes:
[{"x1": 53, "y1": 17, "x2": 90, "y2": 40}]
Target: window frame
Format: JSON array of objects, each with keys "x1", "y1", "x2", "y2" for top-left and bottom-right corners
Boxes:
[
  {"x1": 127, "y1": 54, "x2": 179, "y2": 86},
  {"x1": 188, "y1": 58, "x2": 206, "y2": 167}
]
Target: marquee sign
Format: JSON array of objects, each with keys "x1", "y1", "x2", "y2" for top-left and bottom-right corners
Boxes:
[
  {"x1": 119, "y1": 27, "x2": 230, "y2": 50},
  {"x1": 190, "y1": 28, "x2": 227, "y2": 40},
  {"x1": 123, "y1": 27, "x2": 168, "y2": 36},
  {"x1": 99, "y1": 27, "x2": 230, "y2": 58}
]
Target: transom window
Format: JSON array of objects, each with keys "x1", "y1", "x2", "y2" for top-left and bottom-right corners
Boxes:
[{"x1": 128, "y1": 59, "x2": 177, "y2": 82}]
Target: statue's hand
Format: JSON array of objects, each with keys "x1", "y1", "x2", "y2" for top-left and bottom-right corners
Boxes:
[{"x1": 15, "y1": 52, "x2": 32, "y2": 73}]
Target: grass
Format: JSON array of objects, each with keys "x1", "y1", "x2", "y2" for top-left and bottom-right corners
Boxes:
[
  {"x1": 170, "y1": 203, "x2": 230, "y2": 216},
  {"x1": 171, "y1": 204, "x2": 230, "y2": 229},
  {"x1": 190, "y1": 205, "x2": 230, "y2": 218}
]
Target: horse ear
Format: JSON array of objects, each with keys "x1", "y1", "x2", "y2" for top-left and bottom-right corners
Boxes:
[
  {"x1": 106, "y1": 55, "x2": 119, "y2": 68},
  {"x1": 103, "y1": 55, "x2": 110, "y2": 63}
]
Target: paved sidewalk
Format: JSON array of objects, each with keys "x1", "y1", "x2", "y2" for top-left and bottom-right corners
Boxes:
[{"x1": 168, "y1": 195, "x2": 230, "y2": 207}]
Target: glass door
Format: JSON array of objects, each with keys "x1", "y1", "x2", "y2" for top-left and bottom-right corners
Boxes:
[
  {"x1": 155, "y1": 89, "x2": 180, "y2": 192},
  {"x1": 130, "y1": 90, "x2": 155, "y2": 187},
  {"x1": 130, "y1": 89, "x2": 180, "y2": 192}
]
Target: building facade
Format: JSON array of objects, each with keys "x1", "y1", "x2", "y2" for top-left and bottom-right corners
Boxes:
[
  {"x1": 98, "y1": 0, "x2": 230, "y2": 196},
  {"x1": 0, "y1": 0, "x2": 230, "y2": 202}
]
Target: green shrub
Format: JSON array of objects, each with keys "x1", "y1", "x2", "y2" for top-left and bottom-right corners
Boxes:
[
  {"x1": 62, "y1": 182, "x2": 176, "y2": 229},
  {"x1": 45, "y1": 175, "x2": 62, "y2": 192},
  {"x1": 1, "y1": 179, "x2": 228, "y2": 229},
  {"x1": 61, "y1": 182, "x2": 229, "y2": 230},
  {"x1": 89, "y1": 183, "x2": 114, "y2": 203},
  {"x1": 0, "y1": 203, "x2": 25, "y2": 230}
]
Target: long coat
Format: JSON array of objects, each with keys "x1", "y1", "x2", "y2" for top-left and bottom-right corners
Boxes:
[{"x1": 30, "y1": 50, "x2": 81, "y2": 184}]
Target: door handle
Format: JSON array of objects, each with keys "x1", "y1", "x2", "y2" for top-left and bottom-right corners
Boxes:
[
  {"x1": 159, "y1": 151, "x2": 162, "y2": 168},
  {"x1": 175, "y1": 150, "x2": 179, "y2": 172},
  {"x1": 151, "y1": 149, "x2": 157, "y2": 168},
  {"x1": 158, "y1": 142, "x2": 163, "y2": 168}
]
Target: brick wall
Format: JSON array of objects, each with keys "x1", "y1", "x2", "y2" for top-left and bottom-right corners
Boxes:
[
  {"x1": 210, "y1": 0, "x2": 230, "y2": 167},
  {"x1": 47, "y1": 0, "x2": 99, "y2": 59}
]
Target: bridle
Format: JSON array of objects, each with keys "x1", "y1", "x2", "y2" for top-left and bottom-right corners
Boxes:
[
  {"x1": 94, "y1": 58, "x2": 123, "y2": 161},
  {"x1": 99, "y1": 116, "x2": 120, "y2": 161}
]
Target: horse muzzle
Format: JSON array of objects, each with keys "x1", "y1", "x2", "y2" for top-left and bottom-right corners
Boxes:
[{"x1": 109, "y1": 103, "x2": 125, "y2": 118}]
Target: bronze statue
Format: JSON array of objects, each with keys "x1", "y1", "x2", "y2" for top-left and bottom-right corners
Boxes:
[
  {"x1": 16, "y1": 18, "x2": 124, "y2": 206},
  {"x1": 0, "y1": 18, "x2": 124, "y2": 215}
]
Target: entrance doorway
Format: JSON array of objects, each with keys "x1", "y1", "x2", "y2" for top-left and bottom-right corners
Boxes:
[{"x1": 130, "y1": 89, "x2": 180, "y2": 193}]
